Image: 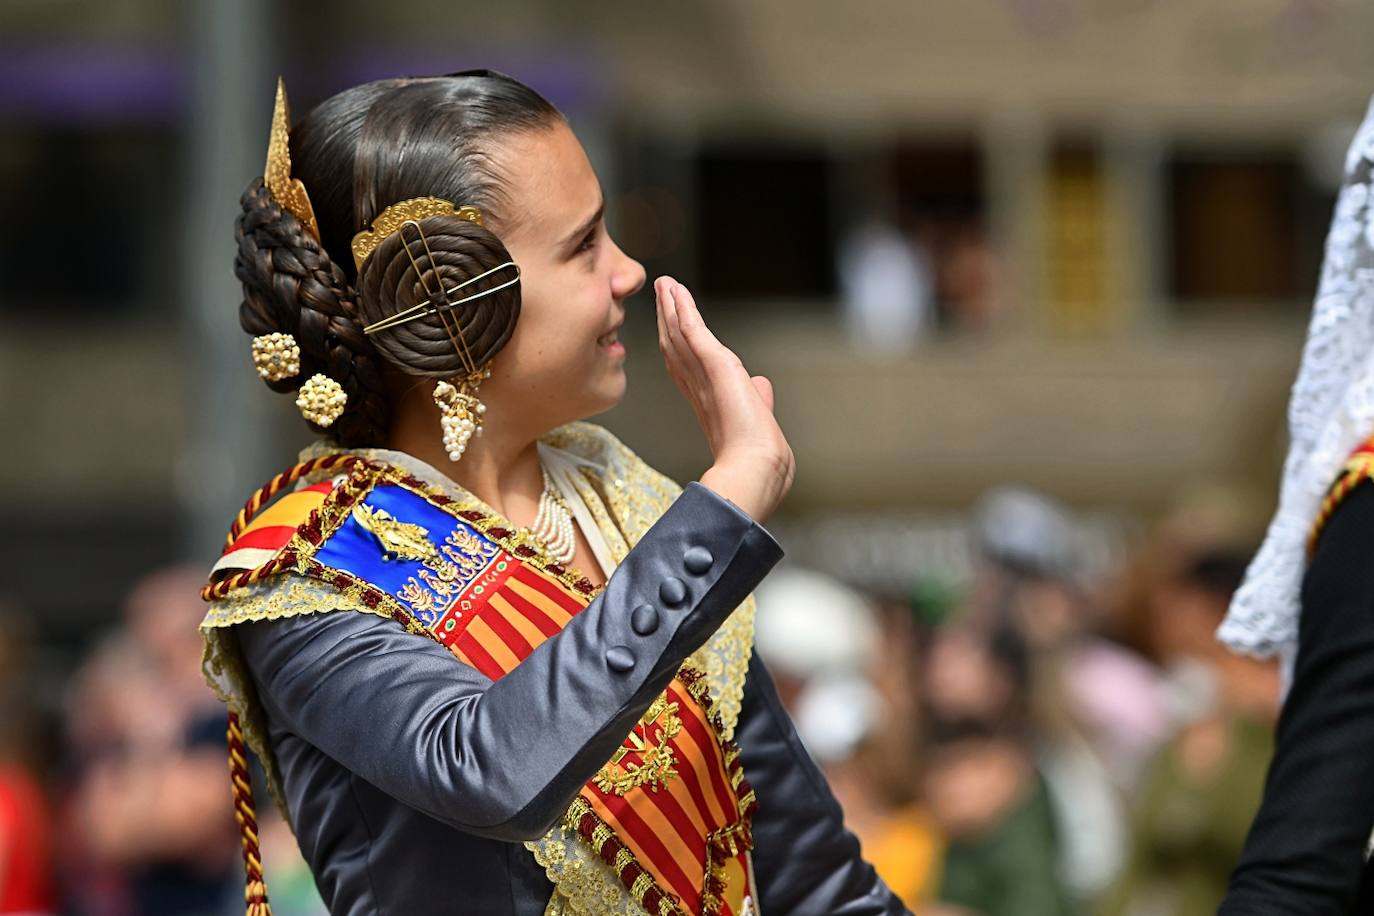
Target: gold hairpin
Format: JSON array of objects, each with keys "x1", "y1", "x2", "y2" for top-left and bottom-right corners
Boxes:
[
  {"x1": 350, "y1": 198, "x2": 484, "y2": 271},
  {"x1": 264, "y1": 78, "x2": 319, "y2": 240},
  {"x1": 361, "y1": 254, "x2": 521, "y2": 336}
]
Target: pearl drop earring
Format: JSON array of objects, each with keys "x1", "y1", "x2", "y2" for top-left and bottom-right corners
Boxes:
[{"x1": 433, "y1": 367, "x2": 491, "y2": 462}]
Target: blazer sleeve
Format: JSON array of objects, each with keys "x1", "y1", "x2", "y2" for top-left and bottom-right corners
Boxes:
[
  {"x1": 734, "y1": 650, "x2": 913, "y2": 915},
  {"x1": 236, "y1": 482, "x2": 783, "y2": 843},
  {"x1": 1220, "y1": 481, "x2": 1374, "y2": 914}
]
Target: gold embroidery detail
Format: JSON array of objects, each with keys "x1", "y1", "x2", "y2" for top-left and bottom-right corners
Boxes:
[
  {"x1": 397, "y1": 525, "x2": 501, "y2": 618},
  {"x1": 396, "y1": 581, "x2": 439, "y2": 615},
  {"x1": 595, "y1": 693, "x2": 683, "y2": 796},
  {"x1": 352, "y1": 503, "x2": 440, "y2": 564}
]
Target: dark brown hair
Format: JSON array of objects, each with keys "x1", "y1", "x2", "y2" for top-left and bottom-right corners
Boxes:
[{"x1": 233, "y1": 71, "x2": 561, "y2": 446}]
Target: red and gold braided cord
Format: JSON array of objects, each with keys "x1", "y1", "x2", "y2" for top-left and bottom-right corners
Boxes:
[
  {"x1": 227, "y1": 712, "x2": 273, "y2": 916},
  {"x1": 1309, "y1": 454, "x2": 1374, "y2": 557},
  {"x1": 202, "y1": 454, "x2": 361, "y2": 602},
  {"x1": 224, "y1": 454, "x2": 358, "y2": 548}
]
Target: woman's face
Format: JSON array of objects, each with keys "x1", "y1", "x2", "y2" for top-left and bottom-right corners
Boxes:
[{"x1": 483, "y1": 121, "x2": 646, "y2": 432}]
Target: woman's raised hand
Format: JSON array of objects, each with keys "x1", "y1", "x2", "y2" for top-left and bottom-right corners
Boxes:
[{"x1": 655, "y1": 276, "x2": 795, "y2": 523}]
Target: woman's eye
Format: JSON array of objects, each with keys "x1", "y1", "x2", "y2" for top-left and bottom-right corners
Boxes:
[{"x1": 576, "y1": 224, "x2": 601, "y2": 255}]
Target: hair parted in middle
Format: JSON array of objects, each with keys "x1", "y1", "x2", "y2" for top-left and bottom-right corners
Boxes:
[{"x1": 233, "y1": 70, "x2": 563, "y2": 446}]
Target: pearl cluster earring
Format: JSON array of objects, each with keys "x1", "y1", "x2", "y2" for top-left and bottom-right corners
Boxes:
[{"x1": 433, "y1": 368, "x2": 491, "y2": 462}]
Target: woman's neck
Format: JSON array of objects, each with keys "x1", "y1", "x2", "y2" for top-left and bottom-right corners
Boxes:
[{"x1": 384, "y1": 381, "x2": 547, "y2": 521}]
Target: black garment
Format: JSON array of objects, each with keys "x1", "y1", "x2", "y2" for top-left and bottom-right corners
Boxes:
[
  {"x1": 238, "y1": 483, "x2": 908, "y2": 915},
  {"x1": 1220, "y1": 482, "x2": 1374, "y2": 914},
  {"x1": 735, "y1": 651, "x2": 909, "y2": 915}
]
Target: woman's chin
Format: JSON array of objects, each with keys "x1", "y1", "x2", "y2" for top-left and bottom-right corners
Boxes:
[{"x1": 579, "y1": 377, "x2": 628, "y2": 420}]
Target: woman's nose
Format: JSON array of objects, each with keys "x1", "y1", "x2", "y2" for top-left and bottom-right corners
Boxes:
[{"x1": 612, "y1": 242, "x2": 647, "y2": 300}]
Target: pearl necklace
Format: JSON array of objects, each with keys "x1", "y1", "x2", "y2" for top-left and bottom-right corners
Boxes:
[{"x1": 531, "y1": 468, "x2": 577, "y2": 565}]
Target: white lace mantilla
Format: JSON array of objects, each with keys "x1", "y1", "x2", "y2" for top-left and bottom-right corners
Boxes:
[{"x1": 1219, "y1": 95, "x2": 1374, "y2": 666}]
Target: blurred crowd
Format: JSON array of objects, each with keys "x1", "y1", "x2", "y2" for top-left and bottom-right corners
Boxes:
[
  {"x1": 0, "y1": 569, "x2": 324, "y2": 916},
  {"x1": 0, "y1": 478, "x2": 1276, "y2": 915},
  {"x1": 755, "y1": 486, "x2": 1276, "y2": 916}
]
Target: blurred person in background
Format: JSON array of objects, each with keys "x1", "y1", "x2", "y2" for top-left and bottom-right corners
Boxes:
[
  {"x1": 1098, "y1": 552, "x2": 1277, "y2": 916},
  {"x1": 1219, "y1": 96, "x2": 1374, "y2": 913},
  {"x1": 967, "y1": 488, "x2": 1136, "y2": 904},
  {"x1": 1098, "y1": 484, "x2": 1258, "y2": 789},
  {"x1": 62, "y1": 567, "x2": 240, "y2": 916},
  {"x1": 755, "y1": 569, "x2": 942, "y2": 908},
  {"x1": 196, "y1": 70, "x2": 905, "y2": 916},
  {"x1": 0, "y1": 603, "x2": 55, "y2": 916},
  {"x1": 931, "y1": 218, "x2": 1003, "y2": 336},
  {"x1": 837, "y1": 214, "x2": 935, "y2": 355},
  {"x1": 920, "y1": 623, "x2": 1073, "y2": 916}
]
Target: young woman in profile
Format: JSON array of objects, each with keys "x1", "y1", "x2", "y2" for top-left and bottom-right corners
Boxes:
[{"x1": 200, "y1": 70, "x2": 909, "y2": 916}]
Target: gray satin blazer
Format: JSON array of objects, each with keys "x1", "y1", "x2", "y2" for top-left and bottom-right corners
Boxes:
[{"x1": 237, "y1": 483, "x2": 910, "y2": 915}]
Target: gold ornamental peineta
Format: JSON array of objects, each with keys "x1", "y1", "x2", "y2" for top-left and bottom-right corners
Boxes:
[
  {"x1": 264, "y1": 78, "x2": 319, "y2": 240},
  {"x1": 351, "y1": 198, "x2": 485, "y2": 271}
]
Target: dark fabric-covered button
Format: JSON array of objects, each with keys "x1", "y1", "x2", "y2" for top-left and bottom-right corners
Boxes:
[
  {"x1": 606, "y1": 645, "x2": 636, "y2": 673},
  {"x1": 631, "y1": 604, "x2": 660, "y2": 636},
  {"x1": 659, "y1": 577, "x2": 688, "y2": 607},
  {"x1": 683, "y1": 546, "x2": 714, "y2": 575}
]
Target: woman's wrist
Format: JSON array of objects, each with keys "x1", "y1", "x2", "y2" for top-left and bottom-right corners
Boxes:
[{"x1": 699, "y1": 463, "x2": 772, "y2": 523}]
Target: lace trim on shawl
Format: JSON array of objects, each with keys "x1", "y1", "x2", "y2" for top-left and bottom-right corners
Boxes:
[{"x1": 1220, "y1": 95, "x2": 1374, "y2": 664}]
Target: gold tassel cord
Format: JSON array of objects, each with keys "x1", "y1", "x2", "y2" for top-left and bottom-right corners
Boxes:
[{"x1": 227, "y1": 712, "x2": 274, "y2": 916}]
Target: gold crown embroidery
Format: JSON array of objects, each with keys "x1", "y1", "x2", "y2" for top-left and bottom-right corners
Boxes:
[{"x1": 352, "y1": 504, "x2": 440, "y2": 565}]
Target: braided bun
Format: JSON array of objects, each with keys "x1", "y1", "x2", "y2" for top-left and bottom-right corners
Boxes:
[
  {"x1": 354, "y1": 215, "x2": 521, "y2": 378},
  {"x1": 234, "y1": 179, "x2": 390, "y2": 446}
]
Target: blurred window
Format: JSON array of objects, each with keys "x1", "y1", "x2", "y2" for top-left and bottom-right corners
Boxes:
[
  {"x1": 891, "y1": 137, "x2": 984, "y2": 223},
  {"x1": 693, "y1": 143, "x2": 836, "y2": 300},
  {"x1": 889, "y1": 137, "x2": 995, "y2": 334},
  {"x1": 1047, "y1": 142, "x2": 1112, "y2": 335},
  {"x1": 0, "y1": 124, "x2": 174, "y2": 317},
  {"x1": 1165, "y1": 147, "x2": 1331, "y2": 312}
]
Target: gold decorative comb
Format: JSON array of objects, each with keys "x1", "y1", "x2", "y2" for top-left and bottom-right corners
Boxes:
[{"x1": 351, "y1": 198, "x2": 484, "y2": 271}]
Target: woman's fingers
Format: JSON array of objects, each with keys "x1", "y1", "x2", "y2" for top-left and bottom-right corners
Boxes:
[
  {"x1": 751, "y1": 375, "x2": 774, "y2": 412},
  {"x1": 659, "y1": 278, "x2": 711, "y2": 390},
  {"x1": 656, "y1": 277, "x2": 690, "y2": 385},
  {"x1": 658, "y1": 278, "x2": 684, "y2": 360},
  {"x1": 672, "y1": 281, "x2": 734, "y2": 368},
  {"x1": 654, "y1": 276, "x2": 670, "y2": 355}
]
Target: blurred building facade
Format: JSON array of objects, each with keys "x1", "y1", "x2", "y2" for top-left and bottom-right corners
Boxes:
[{"x1": 4, "y1": 0, "x2": 1371, "y2": 644}]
